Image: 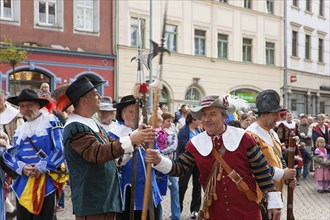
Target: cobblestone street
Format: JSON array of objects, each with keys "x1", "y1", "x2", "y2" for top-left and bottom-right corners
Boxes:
[{"x1": 55, "y1": 172, "x2": 330, "y2": 220}]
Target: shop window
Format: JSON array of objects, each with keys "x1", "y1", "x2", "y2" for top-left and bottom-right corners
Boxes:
[
  {"x1": 9, "y1": 71, "x2": 51, "y2": 96},
  {"x1": 185, "y1": 87, "x2": 201, "y2": 108},
  {"x1": 159, "y1": 87, "x2": 170, "y2": 111}
]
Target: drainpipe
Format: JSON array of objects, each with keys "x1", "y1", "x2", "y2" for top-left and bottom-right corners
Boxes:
[
  {"x1": 112, "y1": 0, "x2": 119, "y2": 101},
  {"x1": 283, "y1": 0, "x2": 288, "y2": 108}
]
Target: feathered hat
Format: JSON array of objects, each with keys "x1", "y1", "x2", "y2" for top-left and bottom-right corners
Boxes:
[
  {"x1": 56, "y1": 77, "x2": 104, "y2": 112},
  {"x1": 190, "y1": 95, "x2": 236, "y2": 120}
]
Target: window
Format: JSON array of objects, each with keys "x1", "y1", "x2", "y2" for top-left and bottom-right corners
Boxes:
[
  {"x1": 38, "y1": 0, "x2": 56, "y2": 25},
  {"x1": 219, "y1": 0, "x2": 228, "y2": 3},
  {"x1": 306, "y1": 0, "x2": 311, "y2": 12},
  {"x1": 217, "y1": 33, "x2": 228, "y2": 59},
  {"x1": 318, "y1": 38, "x2": 324, "y2": 62},
  {"x1": 165, "y1": 24, "x2": 177, "y2": 52},
  {"x1": 266, "y1": 42, "x2": 275, "y2": 65},
  {"x1": 292, "y1": 0, "x2": 298, "y2": 7},
  {"x1": 242, "y1": 38, "x2": 252, "y2": 62},
  {"x1": 9, "y1": 71, "x2": 51, "y2": 96},
  {"x1": 266, "y1": 0, "x2": 274, "y2": 14},
  {"x1": 194, "y1": 29, "x2": 206, "y2": 56},
  {"x1": 244, "y1": 0, "x2": 252, "y2": 9},
  {"x1": 74, "y1": 0, "x2": 100, "y2": 33},
  {"x1": 319, "y1": 0, "x2": 324, "y2": 16},
  {"x1": 292, "y1": 31, "x2": 298, "y2": 57},
  {"x1": 35, "y1": 0, "x2": 63, "y2": 28},
  {"x1": 131, "y1": 17, "x2": 145, "y2": 48},
  {"x1": 185, "y1": 87, "x2": 202, "y2": 108},
  {"x1": 305, "y1": 35, "x2": 311, "y2": 60},
  {"x1": 0, "y1": 0, "x2": 12, "y2": 19}
]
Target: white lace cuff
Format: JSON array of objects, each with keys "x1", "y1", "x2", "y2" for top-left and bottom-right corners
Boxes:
[
  {"x1": 153, "y1": 155, "x2": 172, "y2": 174},
  {"x1": 267, "y1": 191, "x2": 283, "y2": 209},
  {"x1": 119, "y1": 136, "x2": 134, "y2": 153},
  {"x1": 273, "y1": 167, "x2": 284, "y2": 181}
]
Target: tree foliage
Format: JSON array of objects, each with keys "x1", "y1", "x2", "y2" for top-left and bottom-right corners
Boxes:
[{"x1": 0, "y1": 39, "x2": 27, "y2": 70}]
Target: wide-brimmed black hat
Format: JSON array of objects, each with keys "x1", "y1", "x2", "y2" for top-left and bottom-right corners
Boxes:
[
  {"x1": 7, "y1": 88, "x2": 49, "y2": 108},
  {"x1": 116, "y1": 95, "x2": 137, "y2": 122},
  {"x1": 255, "y1": 89, "x2": 286, "y2": 114},
  {"x1": 56, "y1": 77, "x2": 104, "y2": 112}
]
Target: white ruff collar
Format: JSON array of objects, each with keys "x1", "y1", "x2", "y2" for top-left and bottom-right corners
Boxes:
[
  {"x1": 14, "y1": 113, "x2": 53, "y2": 145},
  {"x1": 109, "y1": 124, "x2": 132, "y2": 137},
  {"x1": 246, "y1": 122, "x2": 280, "y2": 147},
  {"x1": 0, "y1": 103, "x2": 20, "y2": 125},
  {"x1": 65, "y1": 114, "x2": 99, "y2": 132},
  {"x1": 281, "y1": 120, "x2": 296, "y2": 129},
  {"x1": 191, "y1": 126, "x2": 246, "y2": 156}
]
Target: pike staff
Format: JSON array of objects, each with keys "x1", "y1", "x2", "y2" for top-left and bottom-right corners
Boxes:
[
  {"x1": 287, "y1": 136, "x2": 296, "y2": 220},
  {"x1": 141, "y1": 3, "x2": 170, "y2": 219},
  {"x1": 130, "y1": 18, "x2": 149, "y2": 220}
]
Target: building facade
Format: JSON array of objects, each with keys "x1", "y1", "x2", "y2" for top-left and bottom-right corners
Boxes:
[
  {"x1": 286, "y1": 0, "x2": 330, "y2": 115},
  {"x1": 116, "y1": 0, "x2": 285, "y2": 113},
  {"x1": 0, "y1": 0, "x2": 115, "y2": 97}
]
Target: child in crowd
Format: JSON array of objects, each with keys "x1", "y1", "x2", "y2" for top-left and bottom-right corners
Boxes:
[
  {"x1": 313, "y1": 137, "x2": 330, "y2": 193},
  {"x1": 299, "y1": 141, "x2": 311, "y2": 178},
  {"x1": 38, "y1": 82, "x2": 51, "y2": 98}
]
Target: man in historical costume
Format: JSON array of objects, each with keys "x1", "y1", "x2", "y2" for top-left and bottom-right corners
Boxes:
[
  {"x1": 2, "y1": 88, "x2": 65, "y2": 220},
  {"x1": 108, "y1": 95, "x2": 162, "y2": 220},
  {"x1": 58, "y1": 77, "x2": 155, "y2": 220},
  {"x1": 277, "y1": 111, "x2": 299, "y2": 149},
  {"x1": 97, "y1": 96, "x2": 118, "y2": 133},
  {"x1": 277, "y1": 110, "x2": 303, "y2": 183},
  {"x1": 146, "y1": 95, "x2": 283, "y2": 220},
  {"x1": 0, "y1": 90, "x2": 25, "y2": 219},
  {"x1": 246, "y1": 89, "x2": 297, "y2": 218}
]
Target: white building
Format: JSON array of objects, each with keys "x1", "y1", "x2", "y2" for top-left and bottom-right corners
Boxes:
[
  {"x1": 286, "y1": 0, "x2": 330, "y2": 115},
  {"x1": 115, "y1": 0, "x2": 286, "y2": 113}
]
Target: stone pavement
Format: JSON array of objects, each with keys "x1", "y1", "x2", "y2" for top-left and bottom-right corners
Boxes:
[{"x1": 56, "y1": 172, "x2": 330, "y2": 220}]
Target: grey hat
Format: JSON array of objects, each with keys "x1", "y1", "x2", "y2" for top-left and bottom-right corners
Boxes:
[
  {"x1": 190, "y1": 95, "x2": 236, "y2": 120},
  {"x1": 255, "y1": 89, "x2": 286, "y2": 114},
  {"x1": 99, "y1": 96, "x2": 116, "y2": 111}
]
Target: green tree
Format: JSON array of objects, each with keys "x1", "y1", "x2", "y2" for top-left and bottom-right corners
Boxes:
[
  {"x1": 0, "y1": 39, "x2": 28, "y2": 94},
  {"x1": 0, "y1": 39, "x2": 27, "y2": 70}
]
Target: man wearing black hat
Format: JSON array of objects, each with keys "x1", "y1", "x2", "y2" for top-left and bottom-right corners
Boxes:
[
  {"x1": 246, "y1": 89, "x2": 296, "y2": 218},
  {"x1": 2, "y1": 88, "x2": 65, "y2": 220},
  {"x1": 59, "y1": 78, "x2": 155, "y2": 220},
  {"x1": 108, "y1": 95, "x2": 162, "y2": 220}
]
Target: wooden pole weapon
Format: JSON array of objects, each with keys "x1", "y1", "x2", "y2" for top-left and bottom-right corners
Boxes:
[
  {"x1": 141, "y1": 3, "x2": 170, "y2": 219},
  {"x1": 130, "y1": 18, "x2": 148, "y2": 220},
  {"x1": 287, "y1": 136, "x2": 296, "y2": 220}
]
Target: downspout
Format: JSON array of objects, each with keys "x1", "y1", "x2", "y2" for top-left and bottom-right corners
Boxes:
[
  {"x1": 112, "y1": 0, "x2": 119, "y2": 101},
  {"x1": 283, "y1": 0, "x2": 288, "y2": 108}
]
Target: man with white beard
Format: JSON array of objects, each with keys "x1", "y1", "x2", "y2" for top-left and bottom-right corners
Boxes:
[{"x1": 97, "y1": 96, "x2": 118, "y2": 133}]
